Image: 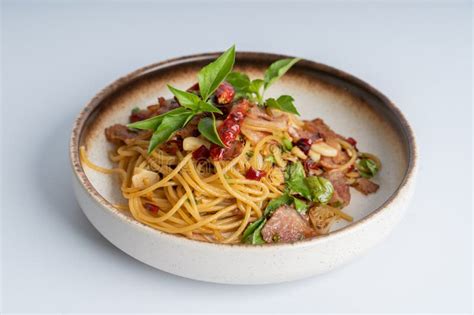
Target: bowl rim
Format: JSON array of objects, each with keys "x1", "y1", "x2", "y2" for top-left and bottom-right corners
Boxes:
[{"x1": 69, "y1": 51, "x2": 418, "y2": 249}]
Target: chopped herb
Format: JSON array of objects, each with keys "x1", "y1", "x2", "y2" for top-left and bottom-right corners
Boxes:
[{"x1": 282, "y1": 138, "x2": 293, "y2": 151}]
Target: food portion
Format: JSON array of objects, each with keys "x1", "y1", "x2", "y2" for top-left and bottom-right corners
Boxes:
[{"x1": 81, "y1": 46, "x2": 381, "y2": 244}]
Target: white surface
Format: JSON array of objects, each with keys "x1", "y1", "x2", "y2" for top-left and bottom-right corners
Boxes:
[{"x1": 1, "y1": 0, "x2": 472, "y2": 313}]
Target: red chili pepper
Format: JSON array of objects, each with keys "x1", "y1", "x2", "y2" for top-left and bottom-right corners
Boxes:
[
  {"x1": 214, "y1": 82, "x2": 235, "y2": 105},
  {"x1": 347, "y1": 137, "x2": 357, "y2": 146},
  {"x1": 295, "y1": 138, "x2": 313, "y2": 154},
  {"x1": 144, "y1": 203, "x2": 159, "y2": 214},
  {"x1": 210, "y1": 99, "x2": 250, "y2": 160},
  {"x1": 192, "y1": 145, "x2": 210, "y2": 160},
  {"x1": 245, "y1": 167, "x2": 266, "y2": 181}
]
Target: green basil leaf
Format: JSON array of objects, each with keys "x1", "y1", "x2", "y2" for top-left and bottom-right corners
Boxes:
[
  {"x1": 356, "y1": 158, "x2": 379, "y2": 178},
  {"x1": 226, "y1": 72, "x2": 250, "y2": 93},
  {"x1": 263, "y1": 193, "x2": 292, "y2": 216},
  {"x1": 250, "y1": 219, "x2": 266, "y2": 245},
  {"x1": 197, "y1": 116, "x2": 225, "y2": 147},
  {"x1": 292, "y1": 197, "x2": 309, "y2": 213},
  {"x1": 249, "y1": 79, "x2": 264, "y2": 104},
  {"x1": 263, "y1": 58, "x2": 300, "y2": 90},
  {"x1": 242, "y1": 217, "x2": 264, "y2": 241},
  {"x1": 167, "y1": 85, "x2": 201, "y2": 110},
  {"x1": 285, "y1": 162, "x2": 312, "y2": 200},
  {"x1": 147, "y1": 111, "x2": 194, "y2": 153},
  {"x1": 281, "y1": 137, "x2": 293, "y2": 151},
  {"x1": 266, "y1": 95, "x2": 300, "y2": 115},
  {"x1": 127, "y1": 107, "x2": 188, "y2": 130},
  {"x1": 196, "y1": 100, "x2": 222, "y2": 114},
  {"x1": 198, "y1": 45, "x2": 236, "y2": 101},
  {"x1": 306, "y1": 176, "x2": 334, "y2": 204}
]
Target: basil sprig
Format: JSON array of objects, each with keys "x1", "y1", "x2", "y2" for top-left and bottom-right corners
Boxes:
[
  {"x1": 127, "y1": 46, "x2": 236, "y2": 153},
  {"x1": 226, "y1": 57, "x2": 300, "y2": 114}
]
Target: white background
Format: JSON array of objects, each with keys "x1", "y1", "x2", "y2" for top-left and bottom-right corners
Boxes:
[{"x1": 1, "y1": 1, "x2": 472, "y2": 313}]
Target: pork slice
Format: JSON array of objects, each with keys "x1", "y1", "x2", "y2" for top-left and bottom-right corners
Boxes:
[
  {"x1": 352, "y1": 178, "x2": 379, "y2": 195},
  {"x1": 105, "y1": 124, "x2": 151, "y2": 144},
  {"x1": 303, "y1": 118, "x2": 343, "y2": 142},
  {"x1": 324, "y1": 171, "x2": 351, "y2": 207},
  {"x1": 129, "y1": 97, "x2": 179, "y2": 123},
  {"x1": 261, "y1": 205, "x2": 316, "y2": 243},
  {"x1": 320, "y1": 150, "x2": 350, "y2": 169}
]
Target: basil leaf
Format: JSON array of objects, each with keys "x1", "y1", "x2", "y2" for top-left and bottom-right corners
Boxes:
[
  {"x1": 292, "y1": 197, "x2": 309, "y2": 213},
  {"x1": 167, "y1": 85, "x2": 201, "y2": 110},
  {"x1": 198, "y1": 45, "x2": 236, "y2": 101},
  {"x1": 356, "y1": 158, "x2": 379, "y2": 178},
  {"x1": 285, "y1": 162, "x2": 312, "y2": 199},
  {"x1": 306, "y1": 176, "x2": 334, "y2": 204},
  {"x1": 127, "y1": 107, "x2": 188, "y2": 130},
  {"x1": 282, "y1": 137, "x2": 293, "y2": 151},
  {"x1": 263, "y1": 193, "x2": 292, "y2": 216},
  {"x1": 197, "y1": 116, "x2": 225, "y2": 147},
  {"x1": 196, "y1": 100, "x2": 222, "y2": 114},
  {"x1": 263, "y1": 58, "x2": 300, "y2": 90},
  {"x1": 242, "y1": 217, "x2": 263, "y2": 241},
  {"x1": 147, "y1": 111, "x2": 194, "y2": 153},
  {"x1": 250, "y1": 219, "x2": 266, "y2": 245},
  {"x1": 266, "y1": 95, "x2": 300, "y2": 115},
  {"x1": 249, "y1": 79, "x2": 264, "y2": 104},
  {"x1": 226, "y1": 72, "x2": 250, "y2": 93}
]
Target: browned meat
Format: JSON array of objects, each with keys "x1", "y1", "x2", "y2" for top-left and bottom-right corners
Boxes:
[
  {"x1": 261, "y1": 205, "x2": 316, "y2": 243},
  {"x1": 324, "y1": 171, "x2": 351, "y2": 207},
  {"x1": 129, "y1": 97, "x2": 179, "y2": 123},
  {"x1": 105, "y1": 124, "x2": 151, "y2": 144},
  {"x1": 175, "y1": 115, "x2": 200, "y2": 138},
  {"x1": 320, "y1": 151, "x2": 350, "y2": 169},
  {"x1": 352, "y1": 178, "x2": 379, "y2": 195},
  {"x1": 303, "y1": 118, "x2": 342, "y2": 141},
  {"x1": 214, "y1": 139, "x2": 244, "y2": 160}
]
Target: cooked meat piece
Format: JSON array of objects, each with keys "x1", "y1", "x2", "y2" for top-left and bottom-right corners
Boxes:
[
  {"x1": 129, "y1": 97, "x2": 179, "y2": 123},
  {"x1": 247, "y1": 105, "x2": 272, "y2": 120},
  {"x1": 105, "y1": 124, "x2": 151, "y2": 144},
  {"x1": 324, "y1": 171, "x2": 351, "y2": 206},
  {"x1": 320, "y1": 150, "x2": 350, "y2": 169},
  {"x1": 352, "y1": 178, "x2": 379, "y2": 195},
  {"x1": 175, "y1": 115, "x2": 200, "y2": 138},
  {"x1": 160, "y1": 137, "x2": 183, "y2": 155},
  {"x1": 303, "y1": 118, "x2": 344, "y2": 142},
  {"x1": 210, "y1": 139, "x2": 244, "y2": 160},
  {"x1": 261, "y1": 205, "x2": 316, "y2": 243}
]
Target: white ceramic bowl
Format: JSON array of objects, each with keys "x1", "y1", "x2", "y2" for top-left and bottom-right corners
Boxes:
[{"x1": 70, "y1": 52, "x2": 417, "y2": 284}]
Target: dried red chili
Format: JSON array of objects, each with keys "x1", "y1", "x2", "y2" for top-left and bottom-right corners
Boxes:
[{"x1": 245, "y1": 167, "x2": 266, "y2": 181}]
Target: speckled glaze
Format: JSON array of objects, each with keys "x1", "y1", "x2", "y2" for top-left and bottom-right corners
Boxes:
[{"x1": 70, "y1": 52, "x2": 417, "y2": 284}]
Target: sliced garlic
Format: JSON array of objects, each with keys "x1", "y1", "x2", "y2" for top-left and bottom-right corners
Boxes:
[
  {"x1": 311, "y1": 142, "x2": 338, "y2": 157},
  {"x1": 291, "y1": 146, "x2": 308, "y2": 160},
  {"x1": 183, "y1": 137, "x2": 210, "y2": 151},
  {"x1": 132, "y1": 168, "x2": 159, "y2": 189}
]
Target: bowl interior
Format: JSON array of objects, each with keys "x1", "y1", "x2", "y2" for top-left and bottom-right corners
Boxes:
[{"x1": 78, "y1": 53, "x2": 410, "y2": 235}]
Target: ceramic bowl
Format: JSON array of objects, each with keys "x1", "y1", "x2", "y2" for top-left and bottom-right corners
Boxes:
[{"x1": 70, "y1": 52, "x2": 417, "y2": 284}]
